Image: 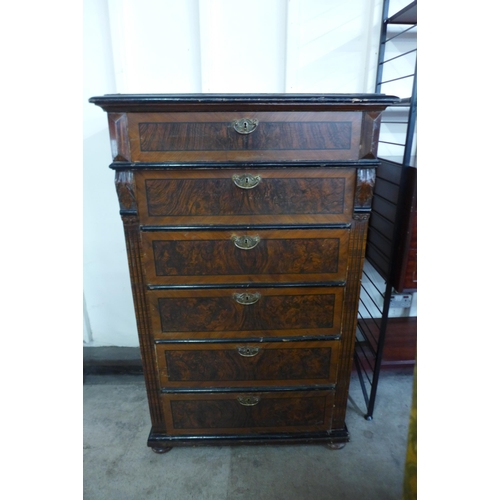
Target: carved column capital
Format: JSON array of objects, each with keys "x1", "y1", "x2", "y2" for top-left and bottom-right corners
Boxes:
[
  {"x1": 115, "y1": 170, "x2": 137, "y2": 214},
  {"x1": 354, "y1": 168, "x2": 376, "y2": 211}
]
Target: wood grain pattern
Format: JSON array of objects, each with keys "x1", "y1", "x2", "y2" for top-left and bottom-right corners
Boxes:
[
  {"x1": 147, "y1": 287, "x2": 344, "y2": 340},
  {"x1": 162, "y1": 390, "x2": 334, "y2": 435},
  {"x1": 158, "y1": 295, "x2": 333, "y2": 332},
  {"x1": 127, "y1": 111, "x2": 362, "y2": 162},
  {"x1": 141, "y1": 228, "x2": 349, "y2": 285},
  {"x1": 145, "y1": 178, "x2": 346, "y2": 216},
  {"x1": 155, "y1": 340, "x2": 340, "y2": 388},
  {"x1": 153, "y1": 239, "x2": 339, "y2": 275},
  {"x1": 139, "y1": 121, "x2": 352, "y2": 151},
  {"x1": 135, "y1": 168, "x2": 355, "y2": 226}
]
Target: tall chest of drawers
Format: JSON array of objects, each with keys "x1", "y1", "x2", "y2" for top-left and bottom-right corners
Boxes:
[{"x1": 89, "y1": 93, "x2": 398, "y2": 452}]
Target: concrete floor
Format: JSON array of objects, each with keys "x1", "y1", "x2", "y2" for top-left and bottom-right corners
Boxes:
[{"x1": 84, "y1": 370, "x2": 414, "y2": 500}]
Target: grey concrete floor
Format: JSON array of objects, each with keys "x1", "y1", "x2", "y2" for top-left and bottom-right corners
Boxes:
[{"x1": 84, "y1": 370, "x2": 414, "y2": 500}]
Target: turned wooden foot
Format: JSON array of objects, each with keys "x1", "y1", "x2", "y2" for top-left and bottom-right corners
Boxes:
[
  {"x1": 152, "y1": 446, "x2": 172, "y2": 454},
  {"x1": 326, "y1": 442, "x2": 346, "y2": 450}
]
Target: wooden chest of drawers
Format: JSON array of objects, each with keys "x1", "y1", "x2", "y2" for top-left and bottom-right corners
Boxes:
[{"x1": 90, "y1": 93, "x2": 398, "y2": 452}]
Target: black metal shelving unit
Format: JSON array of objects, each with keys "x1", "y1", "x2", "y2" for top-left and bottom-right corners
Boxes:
[{"x1": 354, "y1": 0, "x2": 417, "y2": 420}]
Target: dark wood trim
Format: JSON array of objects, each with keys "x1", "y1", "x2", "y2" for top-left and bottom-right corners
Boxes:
[
  {"x1": 147, "y1": 427, "x2": 349, "y2": 450},
  {"x1": 109, "y1": 160, "x2": 381, "y2": 170},
  {"x1": 155, "y1": 335, "x2": 342, "y2": 344},
  {"x1": 141, "y1": 224, "x2": 352, "y2": 231},
  {"x1": 90, "y1": 93, "x2": 400, "y2": 113},
  {"x1": 160, "y1": 385, "x2": 336, "y2": 394},
  {"x1": 148, "y1": 282, "x2": 346, "y2": 290}
]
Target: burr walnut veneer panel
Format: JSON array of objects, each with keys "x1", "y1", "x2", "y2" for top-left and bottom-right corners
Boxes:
[
  {"x1": 147, "y1": 287, "x2": 344, "y2": 340},
  {"x1": 155, "y1": 340, "x2": 340, "y2": 389},
  {"x1": 162, "y1": 390, "x2": 335, "y2": 435},
  {"x1": 128, "y1": 112, "x2": 362, "y2": 162},
  {"x1": 141, "y1": 228, "x2": 349, "y2": 285},
  {"x1": 135, "y1": 169, "x2": 356, "y2": 226}
]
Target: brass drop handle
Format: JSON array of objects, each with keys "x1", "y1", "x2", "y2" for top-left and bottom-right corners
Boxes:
[
  {"x1": 232, "y1": 118, "x2": 258, "y2": 135},
  {"x1": 231, "y1": 234, "x2": 261, "y2": 250},
  {"x1": 237, "y1": 395, "x2": 261, "y2": 406},
  {"x1": 233, "y1": 292, "x2": 261, "y2": 305},
  {"x1": 232, "y1": 173, "x2": 262, "y2": 189},
  {"x1": 236, "y1": 346, "x2": 260, "y2": 357}
]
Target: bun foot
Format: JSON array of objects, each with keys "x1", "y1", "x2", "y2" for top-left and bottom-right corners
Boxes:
[
  {"x1": 152, "y1": 446, "x2": 172, "y2": 454},
  {"x1": 327, "y1": 442, "x2": 346, "y2": 450}
]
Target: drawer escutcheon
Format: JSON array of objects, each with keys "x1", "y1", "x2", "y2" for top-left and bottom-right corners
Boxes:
[
  {"x1": 237, "y1": 395, "x2": 261, "y2": 406},
  {"x1": 232, "y1": 118, "x2": 259, "y2": 135},
  {"x1": 231, "y1": 234, "x2": 261, "y2": 250},
  {"x1": 232, "y1": 173, "x2": 262, "y2": 189},
  {"x1": 236, "y1": 346, "x2": 260, "y2": 357},
  {"x1": 233, "y1": 292, "x2": 261, "y2": 305}
]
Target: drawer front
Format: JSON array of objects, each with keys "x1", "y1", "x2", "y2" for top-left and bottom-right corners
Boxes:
[
  {"x1": 135, "y1": 168, "x2": 355, "y2": 226},
  {"x1": 128, "y1": 112, "x2": 362, "y2": 163},
  {"x1": 161, "y1": 390, "x2": 334, "y2": 435},
  {"x1": 155, "y1": 340, "x2": 340, "y2": 388},
  {"x1": 141, "y1": 229, "x2": 349, "y2": 285},
  {"x1": 147, "y1": 287, "x2": 344, "y2": 340}
]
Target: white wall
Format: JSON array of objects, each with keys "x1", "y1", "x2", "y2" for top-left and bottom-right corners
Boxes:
[
  {"x1": 84, "y1": 0, "x2": 412, "y2": 347},
  {"x1": 84, "y1": 0, "x2": 137, "y2": 346}
]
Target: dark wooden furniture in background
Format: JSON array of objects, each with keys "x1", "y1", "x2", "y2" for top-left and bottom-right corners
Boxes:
[
  {"x1": 354, "y1": 0, "x2": 417, "y2": 420},
  {"x1": 361, "y1": 160, "x2": 417, "y2": 374},
  {"x1": 90, "y1": 93, "x2": 398, "y2": 452},
  {"x1": 366, "y1": 161, "x2": 416, "y2": 294},
  {"x1": 393, "y1": 165, "x2": 417, "y2": 293}
]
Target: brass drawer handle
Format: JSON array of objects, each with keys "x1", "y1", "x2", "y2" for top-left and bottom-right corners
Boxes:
[
  {"x1": 232, "y1": 173, "x2": 262, "y2": 189},
  {"x1": 232, "y1": 118, "x2": 258, "y2": 135},
  {"x1": 231, "y1": 234, "x2": 261, "y2": 250},
  {"x1": 236, "y1": 346, "x2": 260, "y2": 357},
  {"x1": 233, "y1": 292, "x2": 261, "y2": 305},
  {"x1": 237, "y1": 395, "x2": 261, "y2": 406}
]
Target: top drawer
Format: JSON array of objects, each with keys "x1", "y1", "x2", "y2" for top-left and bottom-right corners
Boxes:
[{"x1": 127, "y1": 112, "x2": 363, "y2": 163}]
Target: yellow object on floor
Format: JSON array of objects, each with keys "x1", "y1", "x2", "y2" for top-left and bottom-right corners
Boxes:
[{"x1": 403, "y1": 361, "x2": 417, "y2": 499}]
